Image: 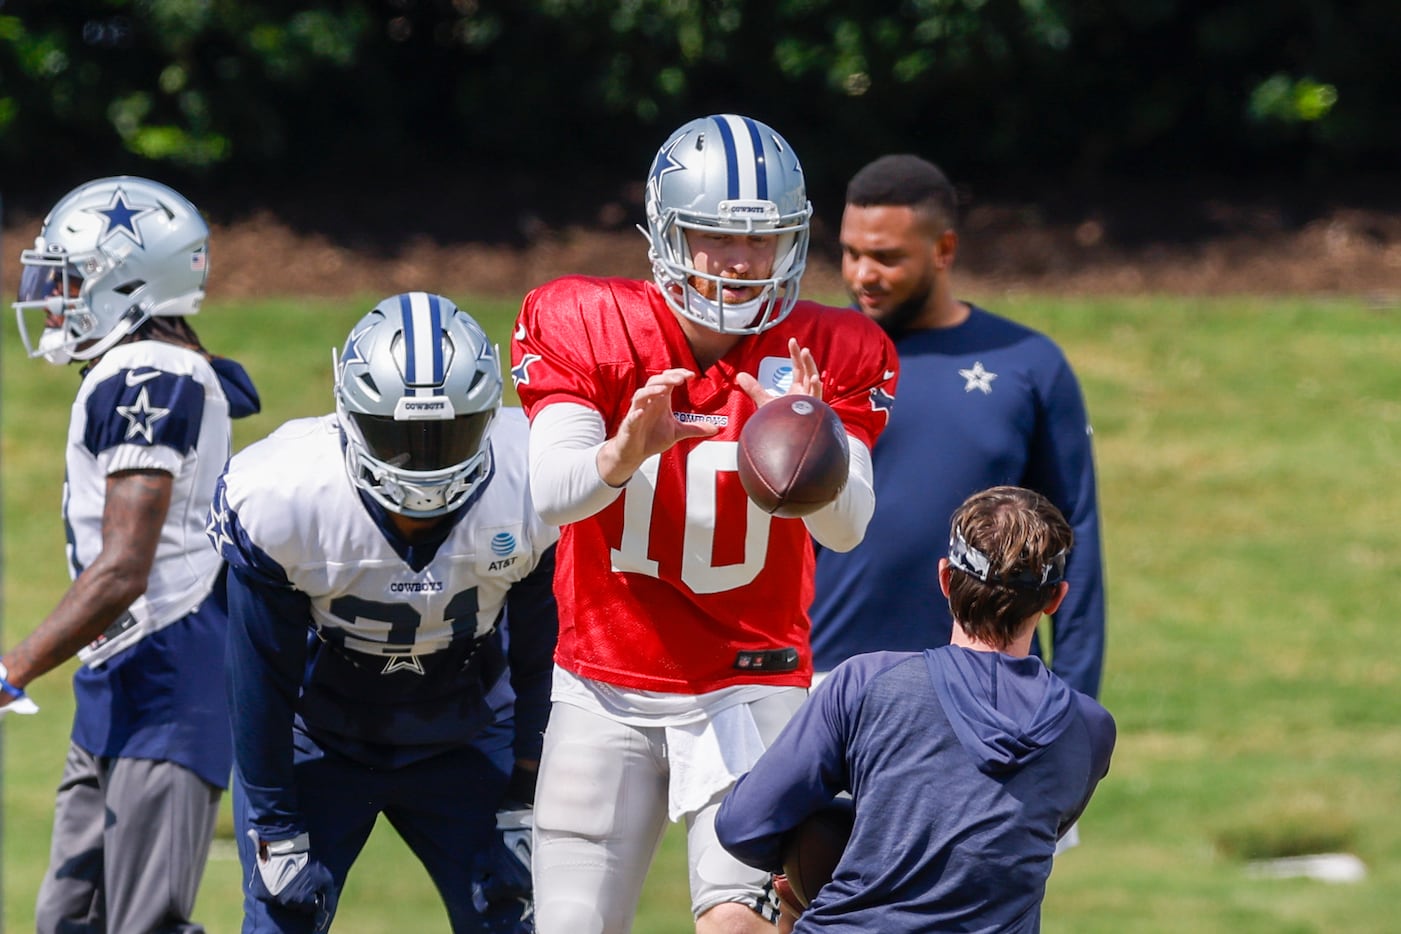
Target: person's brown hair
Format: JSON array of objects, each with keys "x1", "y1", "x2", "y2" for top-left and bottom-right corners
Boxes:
[{"x1": 946, "y1": 486, "x2": 1073, "y2": 648}]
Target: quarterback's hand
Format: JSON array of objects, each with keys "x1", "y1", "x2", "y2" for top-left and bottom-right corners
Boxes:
[
  {"x1": 246, "y1": 830, "x2": 337, "y2": 932},
  {"x1": 599, "y1": 368, "x2": 718, "y2": 484},
  {"x1": 470, "y1": 808, "x2": 534, "y2": 932},
  {"x1": 737, "y1": 338, "x2": 822, "y2": 407}
]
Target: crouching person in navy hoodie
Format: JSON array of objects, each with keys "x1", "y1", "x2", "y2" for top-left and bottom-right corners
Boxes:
[{"x1": 715, "y1": 485, "x2": 1115, "y2": 933}]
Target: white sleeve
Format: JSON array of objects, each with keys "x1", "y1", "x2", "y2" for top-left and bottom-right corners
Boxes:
[
  {"x1": 802, "y1": 435, "x2": 875, "y2": 552},
  {"x1": 527, "y1": 402, "x2": 625, "y2": 526}
]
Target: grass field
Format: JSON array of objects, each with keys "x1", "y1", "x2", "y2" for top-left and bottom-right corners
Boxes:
[{"x1": 4, "y1": 293, "x2": 1400, "y2": 932}]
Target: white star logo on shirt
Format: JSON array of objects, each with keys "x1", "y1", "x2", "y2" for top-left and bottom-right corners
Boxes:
[
  {"x1": 116, "y1": 387, "x2": 170, "y2": 442},
  {"x1": 958, "y1": 361, "x2": 998, "y2": 395},
  {"x1": 382, "y1": 654, "x2": 426, "y2": 676}
]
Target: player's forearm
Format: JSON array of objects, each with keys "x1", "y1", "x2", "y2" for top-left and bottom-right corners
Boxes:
[
  {"x1": 802, "y1": 436, "x2": 875, "y2": 552},
  {"x1": 226, "y1": 569, "x2": 308, "y2": 831},
  {"x1": 528, "y1": 402, "x2": 625, "y2": 524},
  {"x1": 2, "y1": 564, "x2": 147, "y2": 688}
]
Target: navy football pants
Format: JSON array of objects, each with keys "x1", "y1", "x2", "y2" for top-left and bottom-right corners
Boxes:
[{"x1": 234, "y1": 718, "x2": 512, "y2": 933}]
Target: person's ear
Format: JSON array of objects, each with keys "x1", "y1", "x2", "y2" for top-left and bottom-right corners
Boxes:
[
  {"x1": 1043, "y1": 581, "x2": 1069, "y2": 616},
  {"x1": 938, "y1": 558, "x2": 953, "y2": 597},
  {"x1": 933, "y1": 229, "x2": 959, "y2": 270}
]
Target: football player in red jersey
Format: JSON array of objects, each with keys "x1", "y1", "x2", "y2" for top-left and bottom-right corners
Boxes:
[{"x1": 511, "y1": 114, "x2": 899, "y2": 933}]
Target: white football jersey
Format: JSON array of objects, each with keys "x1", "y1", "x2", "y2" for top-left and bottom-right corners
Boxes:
[
  {"x1": 65, "y1": 340, "x2": 233, "y2": 662},
  {"x1": 214, "y1": 408, "x2": 558, "y2": 658}
]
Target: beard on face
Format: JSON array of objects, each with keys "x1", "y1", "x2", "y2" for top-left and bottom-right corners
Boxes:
[{"x1": 852, "y1": 268, "x2": 935, "y2": 338}]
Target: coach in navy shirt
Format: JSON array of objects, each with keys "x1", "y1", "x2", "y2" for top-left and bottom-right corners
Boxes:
[
  {"x1": 810, "y1": 154, "x2": 1105, "y2": 701},
  {"x1": 718, "y1": 486, "x2": 1115, "y2": 932}
]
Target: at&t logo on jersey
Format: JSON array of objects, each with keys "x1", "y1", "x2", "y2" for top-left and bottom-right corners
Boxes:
[
  {"x1": 478, "y1": 523, "x2": 525, "y2": 573},
  {"x1": 756, "y1": 356, "x2": 795, "y2": 395}
]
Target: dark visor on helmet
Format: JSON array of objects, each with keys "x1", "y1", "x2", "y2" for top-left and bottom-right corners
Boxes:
[
  {"x1": 18, "y1": 264, "x2": 62, "y2": 303},
  {"x1": 351, "y1": 409, "x2": 492, "y2": 471}
]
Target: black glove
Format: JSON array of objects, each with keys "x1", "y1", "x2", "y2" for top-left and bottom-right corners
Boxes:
[{"x1": 246, "y1": 830, "x2": 337, "y2": 932}]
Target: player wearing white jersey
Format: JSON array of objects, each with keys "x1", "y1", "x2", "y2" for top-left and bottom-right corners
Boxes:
[
  {"x1": 210, "y1": 293, "x2": 557, "y2": 933},
  {"x1": 3, "y1": 176, "x2": 260, "y2": 934}
]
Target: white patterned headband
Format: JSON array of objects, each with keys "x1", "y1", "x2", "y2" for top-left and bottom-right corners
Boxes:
[{"x1": 947, "y1": 528, "x2": 1066, "y2": 590}]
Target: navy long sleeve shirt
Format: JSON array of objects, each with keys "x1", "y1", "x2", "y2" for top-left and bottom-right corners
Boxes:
[{"x1": 810, "y1": 306, "x2": 1106, "y2": 697}]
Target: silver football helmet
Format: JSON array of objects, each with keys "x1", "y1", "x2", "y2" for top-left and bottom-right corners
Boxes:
[
  {"x1": 644, "y1": 113, "x2": 812, "y2": 334},
  {"x1": 335, "y1": 292, "x2": 503, "y2": 518},
  {"x1": 14, "y1": 176, "x2": 209, "y2": 364}
]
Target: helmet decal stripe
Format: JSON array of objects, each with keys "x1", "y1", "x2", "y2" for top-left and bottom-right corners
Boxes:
[
  {"x1": 425, "y1": 292, "x2": 445, "y2": 393},
  {"x1": 740, "y1": 116, "x2": 768, "y2": 201},
  {"x1": 398, "y1": 292, "x2": 419, "y2": 390},
  {"x1": 713, "y1": 114, "x2": 767, "y2": 202},
  {"x1": 713, "y1": 116, "x2": 741, "y2": 200},
  {"x1": 399, "y1": 291, "x2": 446, "y2": 395}
]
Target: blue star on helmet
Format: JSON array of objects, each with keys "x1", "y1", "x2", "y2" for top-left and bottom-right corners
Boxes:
[
  {"x1": 647, "y1": 135, "x2": 687, "y2": 202},
  {"x1": 87, "y1": 186, "x2": 161, "y2": 249},
  {"x1": 339, "y1": 320, "x2": 376, "y2": 367},
  {"x1": 116, "y1": 387, "x2": 170, "y2": 442},
  {"x1": 511, "y1": 353, "x2": 541, "y2": 387}
]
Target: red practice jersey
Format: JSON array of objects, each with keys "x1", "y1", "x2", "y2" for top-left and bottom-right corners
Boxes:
[{"x1": 513, "y1": 276, "x2": 898, "y2": 693}]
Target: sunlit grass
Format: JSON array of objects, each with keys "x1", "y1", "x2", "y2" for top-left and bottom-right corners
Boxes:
[{"x1": 5, "y1": 293, "x2": 1400, "y2": 932}]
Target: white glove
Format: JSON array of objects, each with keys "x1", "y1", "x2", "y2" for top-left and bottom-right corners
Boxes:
[
  {"x1": 246, "y1": 830, "x2": 337, "y2": 931},
  {"x1": 470, "y1": 807, "x2": 534, "y2": 929}
]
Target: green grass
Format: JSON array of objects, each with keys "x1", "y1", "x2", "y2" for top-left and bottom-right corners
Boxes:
[{"x1": 5, "y1": 293, "x2": 1400, "y2": 932}]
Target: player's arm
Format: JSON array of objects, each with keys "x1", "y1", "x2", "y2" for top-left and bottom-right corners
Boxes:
[
  {"x1": 1027, "y1": 360, "x2": 1105, "y2": 698},
  {"x1": 1057, "y1": 700, "x2": 1118, "y2": 836},
  {"x1": 0, "y1": 468, "x2": 171, "y2": 703},
  {"x1": 595, "y1": 368, "x2": 723, "y2": 484},
  {"x1": 225, "y1": 564, "x2": 313, "y2": 840},
  {"x1": 503, "y1": 543, "x2": 558, "y2": 776},
  {"x1": 801, "y1": 437, "x2": 875, "y2": 552},
  {"x1": 715, "y1": 662, "x2": 857, "y2": 872},
  {"x1": 467, "y1": 544, "x2": 558, "y2": 927}
]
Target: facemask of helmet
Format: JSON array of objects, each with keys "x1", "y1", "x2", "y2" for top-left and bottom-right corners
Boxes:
[
  {"x1": 644, "y1": 114, "x2": 813, "y2": 335},
  {"x1": 335, "y1": 292, "x2": 504, "y2": 518},
  {"x1": 14, "y1": 176, "x2": 209, "y2": 365}
]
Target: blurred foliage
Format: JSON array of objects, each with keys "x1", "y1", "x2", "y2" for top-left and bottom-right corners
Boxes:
[{"x1": 0, "y1": 0, "x2": 1395, "y2": 210}]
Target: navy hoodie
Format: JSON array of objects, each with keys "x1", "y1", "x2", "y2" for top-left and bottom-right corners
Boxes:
[{"x1": 716, "y1": 647, "x2": 1115, "y2": 933}]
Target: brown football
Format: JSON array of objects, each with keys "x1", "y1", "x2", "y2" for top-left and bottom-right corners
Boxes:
[
  {"x1": 737, "y1": 395, "x2": 849, "y2": 518},
  {"x1": 781, "y1": 803, "x2": 855, "y2": 909}
]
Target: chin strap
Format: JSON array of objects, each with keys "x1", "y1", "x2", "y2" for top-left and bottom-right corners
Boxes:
[{"x1": 680, "y1": 282, "x2": 774, "y2": 333}]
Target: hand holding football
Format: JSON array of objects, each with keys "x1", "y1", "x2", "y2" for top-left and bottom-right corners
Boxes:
[
  {"x1": 737, "y1": 396, "x2": 849, "y2": 518},
  {"x1": 781, "y1": 802, "x2": 855, "y2": 909}
]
